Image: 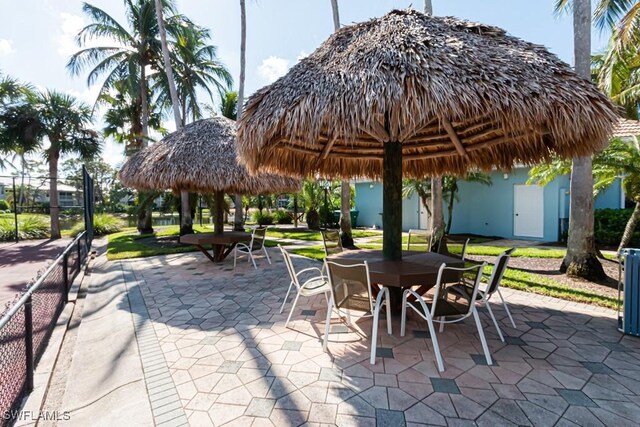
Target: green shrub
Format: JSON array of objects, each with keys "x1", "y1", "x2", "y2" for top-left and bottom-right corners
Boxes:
[
  {"x1": 71, "y1": 213, "x2": 124, "y2": 237},
  {"x1": 306, "y1": 209, "x2": 320, "y2": 229},
  {"x1": 0, "y1": 200, "x2": 10, "y2": 211},
  {"x1": 0, "y1": 215, "x2": 50, "y2": 241},
  {"x1": 594, "y1": 208, "x2": 640, "y2": 247},
  {"x1": 272, "y1": 209, "x2": 292, "y2": 224},
  {"x1": 252, "y1": 211, "x2": 274, "y2": 226}
]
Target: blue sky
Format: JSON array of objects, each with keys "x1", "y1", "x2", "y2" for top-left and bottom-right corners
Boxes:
[{"x1": 0, "y1": 0, "x2": 610, "y2": 168}]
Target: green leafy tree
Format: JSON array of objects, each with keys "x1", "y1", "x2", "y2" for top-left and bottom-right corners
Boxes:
[
  {"x1": 530, "y1": 137, "x2": 640, "y2": 253},
  {"x1": 153, "y1": 21, "x2": 232, "y2": 124},
  {"x1": 0, "y1": 90, "x2": 101, "y2": 238}
]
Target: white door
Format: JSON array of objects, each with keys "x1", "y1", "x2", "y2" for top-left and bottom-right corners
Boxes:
[
  {"x1": 514, "y1": 185, "x2": 544, "y2": 238},
  {"x1": 419, "y1": 202, "x2": 430, "y2": 229}
]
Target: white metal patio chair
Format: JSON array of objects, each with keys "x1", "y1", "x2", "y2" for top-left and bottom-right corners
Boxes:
[
  {"x1": 437, "y1": 235, "x2": 470, "y2": 261},
  {"x1": 401, "y1": 262, "x2": 491, "y2": 372},
  {"x1": 278, "y1": 245, "x2": 330, "y2": 327},
  {"x1": 448, "y1": 248, "x2": 517, "y2": 342},
  {"x1": 233, "y1": 226, "x2": 271, "y2": 269},
  {"x1": 323, "y1": 259, "x2": 392, "y2": 365},
  {"x1": 407, "y1": 229, "x2": 434, "y2": 251}
]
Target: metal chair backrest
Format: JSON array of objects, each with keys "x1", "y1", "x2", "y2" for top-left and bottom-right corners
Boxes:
[
  {"x1": 437, "y1": 235, "x2": 470, "y2": 260},
  {"x1": 279, "y1": 245, "x2": 300, "y2": 290},
  {"x1": 324, "y1": 259, "x2": 373, "y2": 313},
  {"x1": 431, "y1": 262, "x2": 486, "y2": 318},
  {"x1": 485, "y1": 248, "x2": 515, "y2": 295},
  {"x1": 322, "y1": 229, "x2": 343, "y2": 256},
  {"x1": 407, "y1": 229, "x2": 432, "y2": 251},
  {"x1": 250, "y1": 226, "x2": 267, "y2": 251}
]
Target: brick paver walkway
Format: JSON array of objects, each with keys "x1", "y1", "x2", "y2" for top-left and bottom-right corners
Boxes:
[{"x1": 111, "y1": 250, "x2": 640, "y2": 427}]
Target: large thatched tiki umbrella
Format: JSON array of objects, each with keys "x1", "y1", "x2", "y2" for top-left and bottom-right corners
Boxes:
[
  {"x1": 237, "y1": 9, "x2": 618, "y2": 261},
  {"x1": 119, "y1": 116, "x2": 300, "y2": 235}
]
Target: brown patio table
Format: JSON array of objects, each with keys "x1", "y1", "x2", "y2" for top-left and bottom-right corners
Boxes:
[
  {"x1": 180, "y1": 231, "x2": 252, "y2": 263},
  {"x1": 329, "y1": 249, "x2": 465, "y2": 314}
]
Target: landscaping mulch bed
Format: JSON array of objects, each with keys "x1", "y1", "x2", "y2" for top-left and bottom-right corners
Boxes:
[{"x1": 467, "y1": 254, "x2": 620, "y2": 299}]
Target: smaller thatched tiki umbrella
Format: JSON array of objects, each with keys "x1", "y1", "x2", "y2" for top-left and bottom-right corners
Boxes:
[
  {"x1": 237, "y1": 9, "x2": 618, "y2": 261},
  {"x1": 119, "y1": 117, "x2": 300, "y2": 235}
]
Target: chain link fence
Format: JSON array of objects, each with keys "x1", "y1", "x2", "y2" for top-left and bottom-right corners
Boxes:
[{"x1": 0, "y1": 168, "x2": 94, "y2": 426}]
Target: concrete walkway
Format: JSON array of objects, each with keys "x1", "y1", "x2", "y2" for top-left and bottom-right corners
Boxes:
[{"x1": 45, "y1": 245, "x2": 186, "y2": 426}]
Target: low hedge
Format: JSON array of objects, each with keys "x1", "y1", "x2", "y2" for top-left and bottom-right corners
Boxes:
[
  {"x1": 594, "y1": 208, "x2": 640, "y2": 247},
  {"x1": 252, "y1": 211, "x2": 274, "y2": 226}
]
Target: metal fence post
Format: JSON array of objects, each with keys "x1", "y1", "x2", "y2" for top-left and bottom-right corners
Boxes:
[
  {"x1": 25, "y1": 296, "x2": 34, "y2": 393},
  {"x1": 12, "y1": 176, "x2": 18, "y2": 243},
  {"x1": 77, "y1": 238, "x2": 81, "y2": 272},
  {"x1": 62, "y1": 254, "x2": 69, "y2": 303}
]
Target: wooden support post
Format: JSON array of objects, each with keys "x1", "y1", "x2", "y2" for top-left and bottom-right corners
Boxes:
[
  {"x1": 214, "y1": 191, "x2": 225, "y2": 235},
  {"x1": 383, "y1": 141, "x2": 403, "y2": 261}
]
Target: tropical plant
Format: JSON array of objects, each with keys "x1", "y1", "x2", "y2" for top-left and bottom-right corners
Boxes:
[
  {"x1": 553, "y1": 0, "x2": 606, "y2": 278},
  {"x1": 0, "y1": 90, "x2": 101, "y2": 238},
  {"x1": 153, "y1": 20, "x2": 232, "y2": 124},
  {"x1": 273, "y1": 209, "x2": 293, "y2": 224},
  {"x1": 233, "y1": 0, "x2": 248, "y2": 232},
  {"x1": 0, "y1": 214, "x2": 49, "y2": 241},
  {"x1": 592, "y1": 34, "x2": 640, "y2": 120},
  {"x1": 402, "y1": 179, "x2": 433, "y2": 220},
  {"x1": 530, "y1": 137, "x2": 640, "y2": 253},
  {"x1": 219, "y1": 91, "x2": 238, "y2": 120},
  {"x1": 71, "y1": 213, "x2": 124, "y2": 237},
  {"x1": 443, "y1": 173, "x2": 492, "y2": 234},
  {"x1": 252, "y1": 210, "x2": 274, "y2": 226},
  {"x1": 328, "y1": 0, "x2": 354, "y2": 246}
]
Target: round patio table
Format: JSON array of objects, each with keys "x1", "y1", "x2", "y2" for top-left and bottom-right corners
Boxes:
[{"x1": 328, "y1": 249, "x2": 465, "y2": 314}]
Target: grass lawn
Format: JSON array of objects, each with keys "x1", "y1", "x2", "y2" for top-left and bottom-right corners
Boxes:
[
  {"x1": 266, "y1": 229, "x2": 381, "y2": 241},
  {"x1": 107, "y1": 225, "x2": 282, "y2": 261},
  {"x1": 287, "y1": 245, "x2": 617, "y2": 309}
]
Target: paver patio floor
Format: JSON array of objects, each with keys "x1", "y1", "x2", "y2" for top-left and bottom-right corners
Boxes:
[{"x1": 118, "y1": 251, "x2": 640, "y2": 426}]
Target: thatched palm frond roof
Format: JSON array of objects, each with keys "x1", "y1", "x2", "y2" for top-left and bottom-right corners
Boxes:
[
  {"x1": 118, "y1": 117, "x2": 300, "y2": 194},
  {"x1": 613, "y1": 118, "x2": 640, "y2": 138},
  {"x1": 237, "y1": 9, "x2": 618, "y2": 179}
]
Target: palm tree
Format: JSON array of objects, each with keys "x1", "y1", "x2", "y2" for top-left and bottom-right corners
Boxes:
[
  {"x1": 68, "y1": 1, "x2": 173, "y2": 152},
  {"x1": 329, "y1": 0, "x2": 354, "y2": 247},
  {"x1": 442, "y1": 173, "x2": 492, "y2": 234},
  {"x1": 0, "y1": 73, "x2": 38, "y2": 172},
  {"x1": 402, "y1": 179, "x2": 432, "y2": 221},
  {"x1": 595, "y1": 137, "x2": 640, "y2": 251},
  {"x1": 233, "y1": 0, "x2": 248, "y2": 232},
  {"x1": 154, "y1": 21, "x2": 233, "y2": 124},
  {"x1": 530, "y1": 138, "x2": 640, "y2": 253},
  {"x1": 592, "y1": 35, "x2": 640, "y2": 119},
  {"x1": 552, "y1": 0, "x2": 606, "y2": 278},
  {"x1": 1, "y1": 91, "x2": 101, "y2": 238},
  {"x1": 219, "y1": 91, "x2": 238, "y2": 120}
]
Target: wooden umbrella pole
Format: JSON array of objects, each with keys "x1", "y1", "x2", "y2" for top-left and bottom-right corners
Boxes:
[
  {"x1": 215, "y1": 191, "x2": 225, "y2": 235},
  {"x1": 383, "y1": 141, "x2": 403, "y2": 260}
]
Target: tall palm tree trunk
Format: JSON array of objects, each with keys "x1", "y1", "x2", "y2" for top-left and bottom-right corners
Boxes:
[
  {"x1": 423, "y1": 1, "x2": 443, "y2": 233},
  {"x1": 154, "y1": 0, "x2": 193, "y2": 236},
  {"x1": 423, "y1": 0, "x2": 432, "y2": 14},
  {"x1": 619, "y1": 201, "x2": 640, "y2": 253},
  {"x1": 233, "y1": 0, "x2": 247, "y2": 232},
  {"x1": 431, "y1": 178, "x2": 444, "y2": 231},
  {"x1": 563, "y1": 0, "x2": 606, "y2": 279},
  {"x1": 49, "y1": 145, "x2": 61, "y2": 239},
  {"x1": 330, "y1": 0, "x2": 354, "y2": 247},
  {"x1": 137, "y1": 62, "x2": 154, "y2": 234}
]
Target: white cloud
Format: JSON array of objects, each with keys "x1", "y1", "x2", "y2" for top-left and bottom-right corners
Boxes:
[
  {"x1": 102, "y1": 139, "x2": 125, "y2": 168},
  {"x1": 57, "y1": 13, "x2": 85, "y2": 56},
  {"x1": 0, "y1": 39, "x2": 16, "y2": 56},
  {"x1": 257, "y1": 56, "x2": 290, "y2": 84},
  {"x1": 296, "y1": 50, "x2": 309, "y2": 62}
]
